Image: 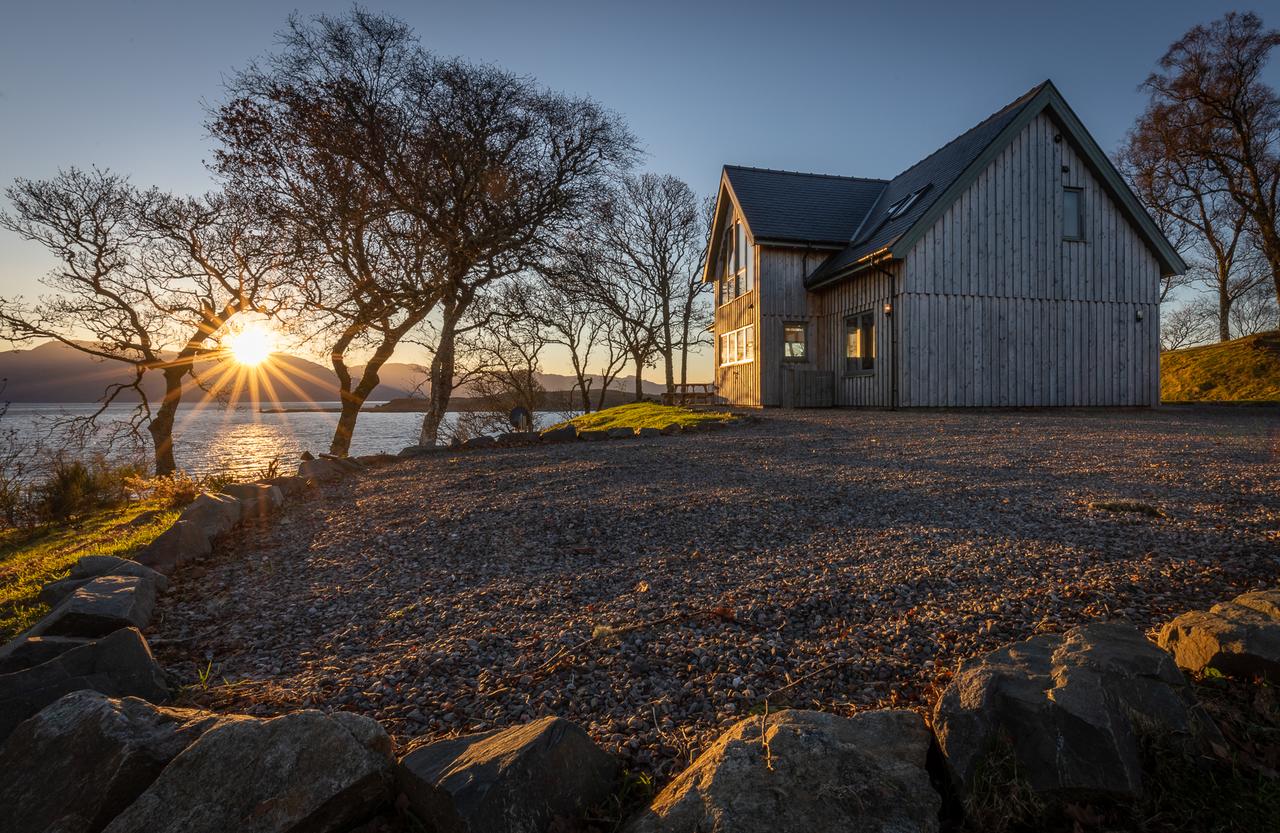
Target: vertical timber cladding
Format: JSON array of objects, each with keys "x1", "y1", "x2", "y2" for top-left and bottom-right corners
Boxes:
[
  {"x1": 900, "y1": 111, "x2": 1161, "y2": 407},
  {"x1": 758, "y1": 246, "x2": 826, "y2": 406},
  {"x1": 713, "y1": 225, "x2": 761, "y2": 406},
  {"x1": 813, "y1": 263, "x2": 901, "y2": 407}
]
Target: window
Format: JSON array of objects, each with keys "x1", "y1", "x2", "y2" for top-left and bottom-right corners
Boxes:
[
  {"x1": 783, "y1": 323, "x2": 807, "y2": 361},
  {"x1": 885, "y1": 185, "x2": 930, "y2": 220},
  {"x1": 1063, "y1": 187, "x2": 1084, "y2": 240},
  {"x1": 844, "y1": 312, "x2": 875, "y2": 374},
  {"x1": 720, "y1": 324, "x2": 755, "y2": 366},
  {"x1": 718, "y1": 220, "x2": 753, "y2": 305}
]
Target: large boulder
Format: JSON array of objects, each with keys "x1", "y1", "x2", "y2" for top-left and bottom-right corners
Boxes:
[
  {"x1": 179, "y1": 492, "x2": 242, "y2": 540},
  {"x1": 636, "y1": 427, "x2": 662, "y2": 438},
  {"x1": 103, "y1": 710, "x2": 395, "y2": 833},
  {"x1": 35, "y1": 574, "x2": 157, "y2": 639},
  {"x1": 0, "y1": 635, "x2": 91, "y2": 674},
  {"x1": 135, "y1": 520, "x2": 211, "y2": 576},
  {"x1": 298, "y1": 458, "x2": 347, "y2": 482},
  {"x1": 606, "y1": 427, "x2": 635, "y2": 439},
  {"x1": 462, "y1": 435, "x2": 496, "y2": 450},
  {"x1": 398, "y1": 716, "x2": 618, "y2": 833},
  {"x1": 263, "y1": 475, "x2": 308, "y2": 498},
  {"x1": 626, "y1": 709, "x2": 938, "y2": 833},
  {"x1": 0, "y1": 691, "x2": 231, "y2": 833},
  {"x1": 222, "y1": 482, "x2": 284, "y2": 522},
  {"x1": 0, "y1": 627, "x2": 168, "y2": 744},
  {"x1": 540, "y1": 425, "x2": 577, "y2": 443},
  {"x1": 39, "y1": 556, "x2": 169, "y2": 607},
  {"x1": 933, "y1": 622, "x2": 1221, "y2": 805},
  {"x1": 578, "y1": 429, "x2": 608, "y2": 442},
  {"x1": 1157, "y1": 589, "x2": 1280, "y2": 681}
]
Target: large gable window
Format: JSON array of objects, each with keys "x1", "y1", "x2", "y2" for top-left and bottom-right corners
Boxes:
[
  {"x1": 718, "y1": 220, "x2": 753, "y2": 305},
  {"x1": 720, "y1": 324, "x2": 755, "y2": 366},
  {"x1": 844, "y1": 312, "x2": 875, "y2": 375}
]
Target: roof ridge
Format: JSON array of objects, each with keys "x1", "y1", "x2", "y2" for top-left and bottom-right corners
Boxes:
[
  {"x1": 724, "y1": 164, "x2": 889, "y2": 184},
  {"x1": 879, "y1": 80, "x2": 1049, "y2": 184}
]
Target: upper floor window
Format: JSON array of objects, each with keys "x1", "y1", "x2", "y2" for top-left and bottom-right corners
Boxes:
[
  {"x1": 844, "y1": 311, "x2": 875, "y2": 375},
  {"x1": 718, "y1": 220, "x2": 753, "y2": 305},
  {"x1": 886, "y1": 185, "x2": 929, "y2": 220},
  {"x1": 1063, "y1": 187, "x2": 1084, "y2": 240},
  {"x1": 783, "y1": 323, "x2": 807, "y2": 361}
]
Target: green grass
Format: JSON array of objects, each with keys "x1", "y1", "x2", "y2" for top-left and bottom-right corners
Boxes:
[
  {"x1": 1161, "y1": 330, "x2": 1280, "y2": 402},
  {"x1": 554, "y1": 402, "x2": 734, "y2": 432},
  {"x1": 0, "y1": 501, "x2": 179, "y2": 641}
]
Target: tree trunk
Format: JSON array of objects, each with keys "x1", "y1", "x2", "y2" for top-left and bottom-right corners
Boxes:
[
  {"x1": 147, "y1": 366, "x2": 185, "y2": 476},
  {"x1": 1217, "y1": 281, "x2": 1232, "y2": 342},
  {"x1": 679, "y1": 317, "x2": 691, "y2": 386},
  {"x1": 418, "y1": 309, "x2": 460, "y2": 447},
  {"x1": 631, "y1": 350, "x2": 644, "y2": 401},
  {"x1": 330, "y1": 339, "x2": 398, "y2": 456}
]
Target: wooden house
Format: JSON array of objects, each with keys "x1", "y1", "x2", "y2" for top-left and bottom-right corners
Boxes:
[{"x1": 706, "y1": 81, "x2": 1185, "y2": 408}]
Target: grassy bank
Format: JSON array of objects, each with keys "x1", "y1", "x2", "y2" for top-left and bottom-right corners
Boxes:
[
  {"x1": 555, "y1": 402, "x2": 733, "y2": 432},
  {"x1": 0, "y1": 501, "x2": 179, "y2": 641},
  {"x1": 1161, "y1": 330, "x2": 1280, "y2": 402}
]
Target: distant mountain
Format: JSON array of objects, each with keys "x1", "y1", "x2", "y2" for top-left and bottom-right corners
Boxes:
[{"x1": 0, "y1": 340, "x2": 666, "y2": 403}]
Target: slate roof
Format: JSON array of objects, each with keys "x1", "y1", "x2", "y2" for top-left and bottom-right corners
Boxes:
[
  {"x1": 722, "y1": 166, "x2": 887, "y2": 246},
  {"x1": 803, "y1": 82, "x2": 1048, "y2": 287}
]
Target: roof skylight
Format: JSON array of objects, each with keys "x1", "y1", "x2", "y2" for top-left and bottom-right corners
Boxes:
[{"x1": 885, "y1": 186, "x2": 929, "y2": 220}]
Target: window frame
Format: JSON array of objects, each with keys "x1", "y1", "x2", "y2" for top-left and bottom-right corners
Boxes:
[
  {"x1": 843, "y1": 311, "x2": 876, "y2": 376},
  {"x1": 717, "y1": 219, "x2": 754, "y2": 307},
  {"x1": 1063, "y1": 187, "x2": 1085, "y2": 241},
  {"x1": 782, "y1": 321, "x2": 808, "y2": 362},
  {"x1": 719, "y1": 323, "x2": 755, "y2": 367}
]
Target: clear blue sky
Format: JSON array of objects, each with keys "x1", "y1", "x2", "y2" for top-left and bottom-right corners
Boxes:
[{"x1": 0, "y1": 1, "x2": 1271, "y2": 373}]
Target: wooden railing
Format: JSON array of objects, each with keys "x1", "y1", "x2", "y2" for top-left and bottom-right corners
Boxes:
[{"x1": 660, "y1": 383, "x2": 718, "y2": 406}]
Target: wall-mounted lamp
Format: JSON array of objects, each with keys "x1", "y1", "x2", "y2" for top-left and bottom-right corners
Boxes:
[
  {"x1": 1061, "y1": 165, "x2": 1070, "y2": 174},
  {"x1": 1053, "y1": 133, "x2": 1062, "y2": 144},
  {"x1": 1135, "y1": 309, "x2": 1145, "y2": 322},
  {"x1": 883, "y1": 301, "x2": 894, "y2": 316}
]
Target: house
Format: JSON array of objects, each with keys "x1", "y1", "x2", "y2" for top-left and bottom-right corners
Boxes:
[{"x1": 705, "y1": 80, "x2": 1185, "y2": 408}]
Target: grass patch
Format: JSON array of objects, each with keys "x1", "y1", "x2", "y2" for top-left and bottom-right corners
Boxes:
[
  {"x1": 1161, "y1": 330, "x2": 1280, "y2": 403},
  {"x1": 555, "y1": 402, "x2": 733, "y2": 433},
  {"x1": 0, "y1": 500, "x2": 179, "y2": 641}
]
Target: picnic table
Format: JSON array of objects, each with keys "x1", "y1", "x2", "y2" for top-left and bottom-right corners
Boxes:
[{"x1": 660, "y1": 383, "x2": 718, "y2": 406}]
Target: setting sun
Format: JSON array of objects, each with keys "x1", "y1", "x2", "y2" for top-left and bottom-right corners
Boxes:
[{"x1": 224, "y1": 322, "x2": 276, "y2": 367}]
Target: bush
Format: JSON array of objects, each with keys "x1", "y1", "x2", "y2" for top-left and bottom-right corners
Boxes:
[{"x1": 33, "y1": 454, "x2": 143, "y2": 523}]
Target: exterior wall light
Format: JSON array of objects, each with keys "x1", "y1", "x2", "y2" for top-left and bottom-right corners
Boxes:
[
  {"x1": 883, "y1": 301, "x2": 893, "y2": 315},
  {"x1": 1135, "y1": 309, "x2": 1144, "y2": 322}
]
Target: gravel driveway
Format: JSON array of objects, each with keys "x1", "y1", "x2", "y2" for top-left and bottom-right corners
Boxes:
[{"x1": 150, "y1": 406, "x2": 1280, "y2": 781}]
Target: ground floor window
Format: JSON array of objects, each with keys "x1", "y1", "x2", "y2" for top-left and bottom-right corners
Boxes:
[
  {"x1": 783, "y1": 322, "x2": 807, "y2": 360},
  {"x1": 844, "y1": 312, "x2": 875, "y2": 374},
  {"x1": 720, "y1": 324, "x2": 755, "y2": 366}
]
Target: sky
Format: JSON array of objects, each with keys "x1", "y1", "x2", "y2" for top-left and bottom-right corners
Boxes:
[{"x1": 0, "y1": 0, "x2": 1272, "y2": 380}]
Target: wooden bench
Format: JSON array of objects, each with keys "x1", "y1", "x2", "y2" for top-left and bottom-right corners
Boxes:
[{"x1": 661, "y1": 383, "x2": 718, "y2": 406}]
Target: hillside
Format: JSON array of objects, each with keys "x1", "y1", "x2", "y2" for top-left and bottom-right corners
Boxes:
[
  {"x1": 0, "y1": 340, "x2": 666, "y2": 403},
  {"x1": 1161, "y1": 330, "x2": 1280, "y2": 402}
]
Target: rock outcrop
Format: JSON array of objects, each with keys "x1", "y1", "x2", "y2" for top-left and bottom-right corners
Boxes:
[
  {"x1": 36, "y1": 574, "x2": 158, "y2": 639},
  {"x1": 135, "y1": 519, "x2": 212, "y2": 576},
  {"x1": 103, "y1": 710, "x2": 395, "y2": 833},
  {"x1": 398, "y1": 716, "x2": 618, "y2": 833},
  {"x1": 0, "y1": 628, "x2": 168, "y2": 743},
  {"x1": 179, "y1": 492, "x2": 242, "y2": 540},
  {"x1": 626, "y1": 709, "x2": 939, "y2": 833},
  {"x1": 38, "y1": 556, "x2": 168, "y2": 606},
  {"x1": 933, "y1": 622, "x2": 1221, "y2": 804},
  {"x1": 1157, "y1": 589, "x2": 1280, "y2": 681},
  {"x1": 0, "y1": 691, "x2": 230, "y2": 833}
]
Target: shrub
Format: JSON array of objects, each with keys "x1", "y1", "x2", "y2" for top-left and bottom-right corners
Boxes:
[{"x1": 34, "y1": 454, "x2": 143, "y2": 522}]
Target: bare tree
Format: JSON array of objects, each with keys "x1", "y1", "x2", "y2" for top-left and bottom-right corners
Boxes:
[
  {"x1": 591, "y1": 174, "x2": 707, "y2": 394},
  {"x1": 1229, "y1": 278, "x2": 1280, "y2": 337},
  {"x1": 211, "y1": 10, "x2": 444, "y2": 456},
  {"x1": 1160, "y1": 302, "x2": 1212, "y2": 351},
  {"x1": 0, "y1": 169, "x2": 282, "y2": 474},
  {"x1": 1141, "y1": 12, "x2": 1280, "y2": 306}
]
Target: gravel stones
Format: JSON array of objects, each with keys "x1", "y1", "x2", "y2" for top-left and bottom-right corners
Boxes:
[
  {"x1": 397, "y1": 715, "x2": 618, "y2": 833},
  {"x1": 149, "y1": 408, "x2": 1279, "y2": 785},
  {"x1": 0, "y1": 691, "x2": 230, "y2": 833},
  {"x1": 626, "y1": 709, "x2": 938, "y2": 833},
  {"x1": 0, "y1": 628, "x2": 168, "y2": 743},
  {"x1": 103, "y1": 710, "x2": 394, "y2": 833},
  {"x1": 1157, "y1": 588, "x2": 1280, "y2": 681},
  {"x1": 933, "y1": 622, "x2": 1222, "y2": 803}
]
